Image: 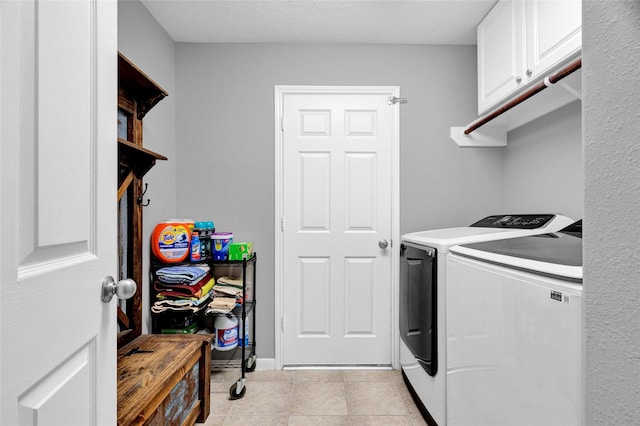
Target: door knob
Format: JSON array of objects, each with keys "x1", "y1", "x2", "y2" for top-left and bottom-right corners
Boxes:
[
  {"x1": 101, "y1": 276, "x2": 137, "y2": 303},
  {"x1": 378, "y1": 239, "x2": 389, "y2": 249}
]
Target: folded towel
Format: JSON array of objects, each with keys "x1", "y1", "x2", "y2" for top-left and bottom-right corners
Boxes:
[
  {"x1": 156, "y1": 265, "x2": 209, "y2": 284},
  {"x1": 216, "y1": 276, "x2": 243, "y2": 287},
  {"x1": 207, "y1": 297, "x2": 237, "y2": 314},
  {"x1": 156, "y1": 278, "x2": 215, "y2": 302},
  {"x1": 156, "y1": 278, "x2": 215, "y2": 301},
  {"x1": 151, "y1": 290, "x2": 212, "y2": 313},
  {"x1": 154, "y1": 273, "x2": 213, "y2": 297},
  {"x1": 213, "y1": 284, "x2": 243, "y2": 298}
]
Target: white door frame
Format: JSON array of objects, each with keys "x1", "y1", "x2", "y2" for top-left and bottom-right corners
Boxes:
[{"x1": 274, "y1": 85, "x2": 401, "y2": 370}]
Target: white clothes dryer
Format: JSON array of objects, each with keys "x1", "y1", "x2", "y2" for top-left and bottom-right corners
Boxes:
[
  {"x1": 399, "y1": 214, "x2": 573, "y2": 425},
  {"x1": 446, "y1": 220, "x2": 583, "y2": 426}
]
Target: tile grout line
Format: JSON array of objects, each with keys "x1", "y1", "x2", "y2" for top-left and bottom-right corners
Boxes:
[{"x1": 343, "y1": 376, "x2": 350, "y2": 419}]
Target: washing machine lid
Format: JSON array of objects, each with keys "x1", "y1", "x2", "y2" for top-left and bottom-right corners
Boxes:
[
  {"x1": 401, "y1": 214, "x2": 573, "y2": 251},
  {"x1": 450, "y1": 221, "x2": 583, "y2": 282}
]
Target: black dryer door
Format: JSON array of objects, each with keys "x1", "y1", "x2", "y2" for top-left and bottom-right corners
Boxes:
[{"x1": 399, "y1": 242, "x2": 437, "y2": 376}]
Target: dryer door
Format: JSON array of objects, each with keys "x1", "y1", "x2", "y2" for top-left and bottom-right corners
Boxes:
[{"x1": 399, "y1": 242, "x2": 437, "y2": 376}]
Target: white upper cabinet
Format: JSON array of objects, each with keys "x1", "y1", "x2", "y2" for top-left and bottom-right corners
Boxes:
[
  {"x1": 525, "y1": 0, "x2": 582, "y2": 78},
  {"x1": 477, "y1": 0, "x2": 525, "y2": 116},
  {"x1": 477, "y1": 0, "x2": 581, "y2": 115}
]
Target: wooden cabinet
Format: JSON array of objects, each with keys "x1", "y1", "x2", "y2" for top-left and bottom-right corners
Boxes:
[
  {"x1": 477, "y1": 0, "x2": 581, "y2": 114},
  {"x1": 117, "y1": 334, "x2": 211, "y2": 426},
  {"x1": 117, "y1": 52, "x2": 168, "y2": 348}
]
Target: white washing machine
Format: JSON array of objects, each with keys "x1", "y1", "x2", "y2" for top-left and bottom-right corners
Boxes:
[
  {"x1": 446, "y1": 220, "x2": 583, "y2": 426},
  {"x1": 399, "y1": 214, "x2": 573, "y2": 425}
]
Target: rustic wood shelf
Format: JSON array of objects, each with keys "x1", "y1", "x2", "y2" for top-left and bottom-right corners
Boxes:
[
  {"x1": 118, "y1": 52, "x2": 168, "y2": 119},
  {"x1": 118, "y1": 137, "x2": 168, "y2": 179}
]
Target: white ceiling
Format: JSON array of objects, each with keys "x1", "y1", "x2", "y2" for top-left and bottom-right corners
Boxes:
[{"x1": 140, "y1": 0, "x2": 497, "y2": 45}]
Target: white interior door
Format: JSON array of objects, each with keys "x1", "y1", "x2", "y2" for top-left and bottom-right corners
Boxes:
[
  {"x1": 1, "y1": 1, "x2": 118, "y2": 424},
  {"x1": 280, "y1": 89, "x2": 396, "y2": 366}
]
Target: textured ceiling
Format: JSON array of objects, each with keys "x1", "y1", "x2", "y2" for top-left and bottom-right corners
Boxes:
[{"x1": 140, "y1": 0, "x2": 497, "y2": 45}]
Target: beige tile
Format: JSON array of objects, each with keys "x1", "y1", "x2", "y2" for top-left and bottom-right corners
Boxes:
[
  {"x1": 227, "y1": 381, "x2": 293, "y2": 415},
  {"x1": 210, "y1": 370, "x2": 241, "y2": 393},
  {"x1": 209, "y1": 392, "x2": 234, "y2": 416},
  {"x1": 293, "y1": 370, "x2": 345, "y2": 382},
  {"x1": 290, "y1": 382, "x2": 348, "y2": 416},
  {"x1": 394, "y1": 380, "x2": 412, "y2": 400},
  {"x1": 389, "y1": 370, "x2": 406, "y2": 386},
  {"x1": 288, "y1": 415, "x2": 350, "y2": 425},
  {"x1": 346, "y1": 381, "x2": 408, "y2": 416},
  {"x1": 247, "y1": 369, "x2": 296, "y2": 382},
  {"x1": 198, "y1": 414, "x2": 225, "y2": 426},
  {"x1": 349, "y1": 415, "x2": 414, "y2": 425},
  {"x1": 343, "y1": 370, "x2": 397, "y2": 382},
  {"x1": 394, "y1": 381, "x2": 422, "y2": 417},
  {"x1": 410, "y1": 415, "x2": 429, "y2": 425},
  {"x1": 222, "y1": 415, "x2": 289, "y2": 425}
]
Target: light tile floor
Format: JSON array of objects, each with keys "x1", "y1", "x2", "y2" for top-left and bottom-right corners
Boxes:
[{"x1": 199, "y1": 369, "x2": 428, "y2": 426}]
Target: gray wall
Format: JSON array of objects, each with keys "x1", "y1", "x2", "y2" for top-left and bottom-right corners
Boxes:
[
  {"x1": 118, "y1": 1, "x2": 587, "y2": 362},
  {"x1": 503, "y1": 101, "x2": 583, "y2": 220},
  {"x1": 118, "y1": 0, "x2": 176, "y2": 333},
  {"x1": 174, "y1": 43, "x2": 505, "y2": 357},
  {"x1": 114, "y1": 3, "x2": 640, "y2": 423},
  {"x1": 583, "y1": 1, "x2": 640, "y2": 423}
]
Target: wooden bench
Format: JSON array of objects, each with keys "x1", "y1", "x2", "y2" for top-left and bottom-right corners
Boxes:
[{"x1": 117, "y1": 334, "x2": 211, "y2": 426}]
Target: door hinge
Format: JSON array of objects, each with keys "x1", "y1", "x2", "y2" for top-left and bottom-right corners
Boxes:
[
  {"x1": 281, "y1": 316, "x2": 285, "y2": 332},
  {"x1": 280, "y1": 116, "x2": 284, "y2": 131},
  {"x1": 387, "y1": 96, "x2": 408, "y2": 105},
  {"x1": 280, "y1": 217, "x2": 285, "y2": 232}
]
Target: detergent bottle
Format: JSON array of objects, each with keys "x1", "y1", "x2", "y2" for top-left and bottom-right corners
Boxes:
[
  {"x1": 213, "y1": 315, "x2": 238, "y2": 351},
  {"x1": 190, "y1": 231, "x2": 201, "y2": 262},
  {"x1": 151, "y1": 220, "x2": 191, "y2": 263}
]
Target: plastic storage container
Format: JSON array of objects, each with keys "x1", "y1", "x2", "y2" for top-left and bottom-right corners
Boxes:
[
  {"x1": 194, "y1": 221, "x2": 216, "y2": 261},
  {"x1": 151, "y1": 221, "x2": 191, "y2": 263},
  {"x1": 228, "y1": 242, "x2": 253, "y2": 261},
  {"x1": 214, "y1": 314, "x2": 238, "y2": 351},
  {"x1": 212, "y1": 232, "x2": 233, "y2": 260},
  {"x1": 239, "y1": 318, "x2": 250, "y2": 347}
]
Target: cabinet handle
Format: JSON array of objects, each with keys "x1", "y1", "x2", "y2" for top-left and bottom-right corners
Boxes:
[
  {"x1": 515, "y1": 76, "x2": 522, "y2": 84},
  {"x1": 526, "y1": 69, "x2": 532, "y2": 77}
]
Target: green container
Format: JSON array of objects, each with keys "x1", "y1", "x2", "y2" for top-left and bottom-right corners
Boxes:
[{"x1": 228, "y1": 242, "x2": 253, "y2": 261}]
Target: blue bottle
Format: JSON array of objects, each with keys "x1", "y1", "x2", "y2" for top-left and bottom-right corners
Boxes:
[{"x1": 190, "y1": 231, "x2": 201, "y2": 262}]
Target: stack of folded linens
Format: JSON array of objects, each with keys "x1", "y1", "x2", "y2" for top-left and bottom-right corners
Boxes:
[{"x1": 152, "y1": 265, "x2": 213, "y2": 313}]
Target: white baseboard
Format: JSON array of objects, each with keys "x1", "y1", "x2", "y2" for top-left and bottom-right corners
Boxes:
[
  {"x1": 256, "y1": 358, "x2": 276, "y2": 370},
  {"x1": 255, "y1": 359, "x2": 398, "y2": 371}
]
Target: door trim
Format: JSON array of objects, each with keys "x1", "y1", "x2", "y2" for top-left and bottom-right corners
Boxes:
[{"x1": 274, "y1": 85, "x2": 401, "y2": 370}]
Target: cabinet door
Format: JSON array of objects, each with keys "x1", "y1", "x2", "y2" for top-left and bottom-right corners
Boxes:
[
  {"x1": 477, "y1": 0, "x2": 525, "y2": 114},
  {"x1": 525, "y1": 0, "x2": 581, "y2": 80}
]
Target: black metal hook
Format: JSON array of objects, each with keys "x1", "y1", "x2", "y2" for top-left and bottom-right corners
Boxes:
[{"x1": 137, "y1": 183, "x2": 150, "y2": 207}]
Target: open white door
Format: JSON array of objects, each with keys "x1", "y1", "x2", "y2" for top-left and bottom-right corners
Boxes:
[{"x1": 1, "y1": 1, "x2": 118, "y2": 424}]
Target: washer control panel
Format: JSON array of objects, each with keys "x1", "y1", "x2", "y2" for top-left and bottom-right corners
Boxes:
[{"x1": 470, "y1": 214, "x2": 555, "y2": 229}]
